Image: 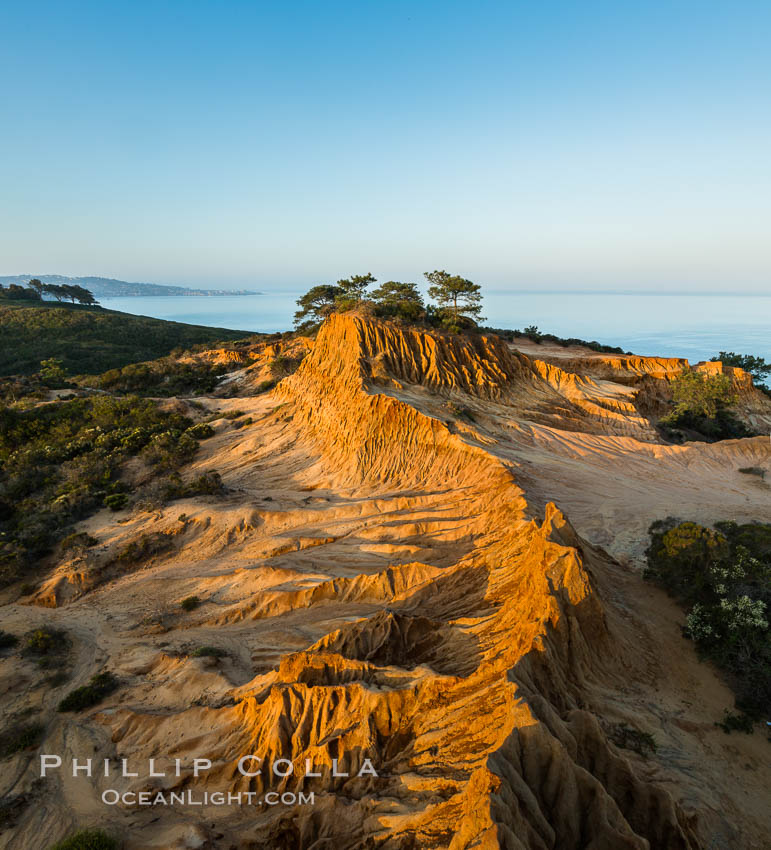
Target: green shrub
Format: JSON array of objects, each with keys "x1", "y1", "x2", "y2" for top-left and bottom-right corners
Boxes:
[
  {"x1": 645, "y1": 519, "x2": 771, "y2": 718},
  {"x1": 714, "y1": 520, "x2": 771, "y2": 557},
  {"x1": 0, "y1": 394, "x2": 204, "y2": 585},
  {"x1": 186, "y1": 472, "x2": 225, "y2": 496},
  {"x1": 24, "y1": 628, "x2": 66, "y2": 656},
  {"x1": 151, "y1": 470, "x2": 225, "y2": 504},
  {"x1": 0, "y1": 722, "x2": 44, "y2": 757},
  {"x1": 141, "y1": 430, "x2": 198, "y2": 471},
  {"x1": 0, "y1": 630, "x2": 18, "y2": 650},
  {"x1": 659, "y1": 370, "x2": 753, "y2": 441},
  {"x1": 44, "y1": 670, "x2": 71, "y2": 687},
  {"x1": 58, "y1": 672, "x2": 118, "y2": 712},
  {"x1": 522, "y1": 325, "x2": 541, "y2": 341},
  {"x1": 180, "y1": 595, "x2": 200, "y2": 612},
  {"x1": 94, "y1": 359, "x2": 227, "y2": 397},
  {"x1": 268, "y1": 355, "x2": 301, "y2": 379},
  {"x1": 39, "y1": 358, "x2": 69, "y2": 387},
  {"x1": 191, "y1": 646, "x2": 226, "y2": 658},
  {"x1": 715, "y1": 710, "x2": 755, "y2": 734},
  {"x1": 103, "y1": 493, "x2": 128, "y2": 511},
  {"x1": 445, "y1": 402, "x2": 476, "y2": 422},
  {"x1": 255, "y1": 379, "x2": 277, "y2": 393},
  {"x1": 738, "y1": 466, "x2": 765, "y2": 478},
  {"x1": 61, "y1": 532, "x2": 98, "y2": 551},
  {"x1": 671, "y1": 370, "x2": 736, "y2": 418},
  {"x1": 116, "y1": 533, "x2": 173, "y2": 564},
  {"x1": 49, "y1": 828, "x2": 119, "y2": 850},
  {"x1": 0, "y1": 375, "x2": 47, "y2": 403},
  {"x1": 644, "y1": 521, "x2": 730, "y2": 606},
  {"x1": 186, "y1": 422, "x2": 215, "y2": 439},
  {"x1": 609, "y1": 724, "x2": 657, "y2": 756},
  {"x1": 0, "y1": 793, "x2": 28, "y2": 829},
  {"x1": 485, "y1": 325, "x2": 627, "y2": 355}
]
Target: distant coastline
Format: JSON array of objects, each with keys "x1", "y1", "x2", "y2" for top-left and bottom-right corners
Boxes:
[{"x1": 0, "y1": 274, "x2": 261, "y2": 298}]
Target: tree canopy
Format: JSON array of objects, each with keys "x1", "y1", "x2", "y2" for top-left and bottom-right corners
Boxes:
[
  {"x1": 294, "y1": 274, "x2": 377, "y2": 330},
  {"x1": 370, "y1": 280, "x2": 425, "y2": 320},
  {"x1": 670, "y1": 370, "x2": 736, "y2": 419},
  {"x1": 337, "y1": 273, "x2": 375, "y2": 301},
  {"x1": 43, "y1": 283, "x2": 98, "y2": 304},
  {"x1": 711, "y1": 352, "x2": 771, "y2": 387},
  {"x1": 0, "y1": 284, "x2": 41, "y2": 302},
  {"x1": 424, "y1": 270, "x2": 484, "y2": 331},
  {"x1": 1, "y1": 280, "x2": 98, "y2": 305},
  {"x1": 660, "y1": 369, "x2": 753, "y2": 441},
  {"x1": 293, "y1": 268, "x2": 484, "y2": 333},
  {"x1": 293, "y1": 284, "x2": 345, "y2": 331}
]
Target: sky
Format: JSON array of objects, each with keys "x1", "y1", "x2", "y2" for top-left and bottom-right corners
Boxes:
[{"x1": 1, "y1": 0, "x2": 770, "y2": 293}]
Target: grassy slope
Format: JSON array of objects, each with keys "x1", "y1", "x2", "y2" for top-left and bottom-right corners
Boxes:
[{"x1": 0, "y1": 300, "x2": 256, "y2": 375}]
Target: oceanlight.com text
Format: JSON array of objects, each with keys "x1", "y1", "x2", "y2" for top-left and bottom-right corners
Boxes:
[{"x1": 101, "y1": 789, "x2": 316, "y2": 807}]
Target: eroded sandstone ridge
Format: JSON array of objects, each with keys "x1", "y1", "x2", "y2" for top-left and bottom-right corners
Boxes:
[{"x1": 3, "y1": 315, "x2": 771, "y2": 849}]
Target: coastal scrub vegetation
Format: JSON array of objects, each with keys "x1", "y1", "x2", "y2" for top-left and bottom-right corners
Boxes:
[
  {"x1": 115, "y1": 533, "x2": 174, "y2": 565},
  {"x1": 608, "y1": 723, "x2": 657, "y2": 757},
  {"x1": 20, "y1": 628, "x2": 72, "y2": 680},
  {"x1": 645, "y1": 519, "x2": 771, "y2": 724},
  {"x1": 658, "y1": 370, "x2": 753, "y2": 441},
  {"x1": 127, "y1": 469, "x2": 226, "y2": 513},
  {"x1": 93, "y1": 359, "x2": 230, "y2": 397},
  {"x1": 0, "y1": 293, "x2": 252, "y2": 376},
  {"x1": 488, "y1": 325, "x2": 627, "y2": 354},
  {"x1": 191, "y1": 645, "x2": 227, "y2": 658},
  {"x1": 23, "y1": 628, "x2": 68, "y2": 657},
  {"x1": 0, "y1": 630, "x2": 19, "y2": 650},
  {"x1": 58, "y1": 672, "x2": 119, "y2": 712},
  {"x1": 49, "y1": 828, "x2": 119, "y2": 850},
  {"x1": 0, "y1": 721, "x2": 45, "y2": 758},
  {"x1": 0, "y1": 395, "x2": 210, "y2": 586},
  {"x1": 268, "y1": 353, "x2": 302, "y2": 379}
]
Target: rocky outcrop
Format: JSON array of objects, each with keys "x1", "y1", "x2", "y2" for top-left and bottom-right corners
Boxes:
[
  {"x1": 92, "y1": 316, "x2": 702, "y2": 848},
  {"x1": 8, "y1": 314, "x2": 768, "y2": 849},
  {"x1": 531, "y1": 353, "x2": 689, "y2": 383}
]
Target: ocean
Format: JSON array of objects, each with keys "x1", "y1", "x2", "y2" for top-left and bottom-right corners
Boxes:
[{"x1": 99, "y1": 291, "x2": 771, "y2": 365}]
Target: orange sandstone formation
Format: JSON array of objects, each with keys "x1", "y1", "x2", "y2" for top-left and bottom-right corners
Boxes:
[{"x1": 2, "y1": 314, "x2": 770, "y2": 849}]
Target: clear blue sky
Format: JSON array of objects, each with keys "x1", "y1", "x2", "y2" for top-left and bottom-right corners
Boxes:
[{"x1": 1, "y1": 0, "x2": 769, "y2": 292}]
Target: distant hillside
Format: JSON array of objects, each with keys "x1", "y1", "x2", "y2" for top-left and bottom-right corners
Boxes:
[
  {"x1": 0, "y1": 274, "x2": 259, "y2": 298},
  {"x1": 0, "y1": 300, "x2": 258, "y2": 376}
]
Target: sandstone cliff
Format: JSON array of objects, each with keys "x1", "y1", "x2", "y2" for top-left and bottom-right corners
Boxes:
[{"x1": 2, "y1": 314, "x2": 770, "y2": 850}]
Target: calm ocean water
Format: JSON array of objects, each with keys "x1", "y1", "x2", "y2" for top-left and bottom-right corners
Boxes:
[{"x1": 100, "y1": 292, "x2": 771, "y2": 364}]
